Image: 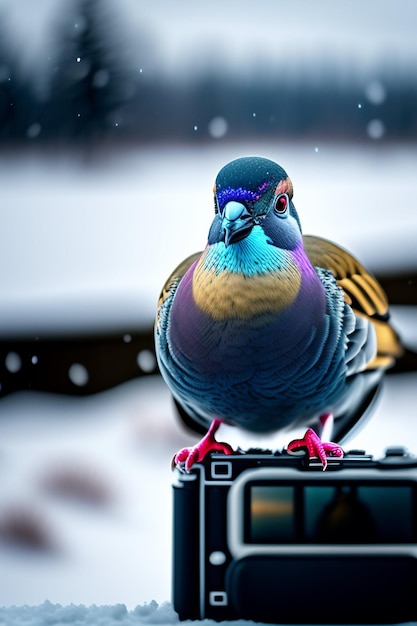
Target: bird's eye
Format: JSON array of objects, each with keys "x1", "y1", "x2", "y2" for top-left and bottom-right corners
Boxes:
[{"x1": 274, "y1": 193, "x2": 289, "y2": 216}]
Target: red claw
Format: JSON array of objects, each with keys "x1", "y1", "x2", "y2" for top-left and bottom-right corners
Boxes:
[
  {"x1": 172, "y1": 419, "x2": 233, "y2": 472},
  {"x1": 287, "y1": 427, "x2": 343, "y2": 470}
]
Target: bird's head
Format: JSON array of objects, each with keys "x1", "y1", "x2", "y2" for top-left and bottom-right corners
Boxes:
[{"x1": 208, "y1": 156, "x2": 302, "y2": 250}]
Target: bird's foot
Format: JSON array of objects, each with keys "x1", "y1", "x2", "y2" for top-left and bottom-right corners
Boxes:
[
  {"x1": 172, "y1": 419, "x2": 234, "y2": 472},
  {"x1": 287, "y1": 428, "x2": 343, "y2": 470}
]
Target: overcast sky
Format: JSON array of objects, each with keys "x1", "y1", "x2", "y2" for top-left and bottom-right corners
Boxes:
[{"x1": 1, "y1": 0, "x2": 416, "y2": 78}]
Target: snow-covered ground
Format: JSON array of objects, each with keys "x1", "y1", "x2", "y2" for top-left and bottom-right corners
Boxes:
[
  {"x1": 0, "y1": 143, "x2": 416, "y2": 620},
  {"x1": 0, "y1": 600, "x2": 179, "y2": 626}
]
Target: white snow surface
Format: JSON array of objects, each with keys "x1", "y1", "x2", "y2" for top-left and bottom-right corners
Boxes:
[
  {"x1": 0, "y1": 143, "x2": 416, "y2": 623},
  {"x1": 0, "y1": 600, "x2": 179, "y2": 626}
]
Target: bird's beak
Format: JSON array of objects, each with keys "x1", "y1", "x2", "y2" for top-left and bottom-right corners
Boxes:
[{"x1": 222, "y1": 201, "x2": 253, "y2": 247}]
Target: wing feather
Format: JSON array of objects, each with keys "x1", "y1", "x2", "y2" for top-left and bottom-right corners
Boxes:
[
  {"x1": 157, "y1": 251, "x2": 202, "y2": 309},
  {"x1": 303, "y1": 234, "x2": 403, "y2": 368}
]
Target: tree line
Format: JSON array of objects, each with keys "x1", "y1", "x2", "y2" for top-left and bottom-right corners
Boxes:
[{"x1": 1, "y1": 0, "x2": 416, "y2": 147}]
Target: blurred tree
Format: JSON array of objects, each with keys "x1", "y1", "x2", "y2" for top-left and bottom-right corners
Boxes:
[
  {"x1": 0, "y1": 61, "x2": 17, "y2": 141},
  {"x1": 45, "y1": 0, "x2": 135, "y2": 145},
  {"x1": 0, "y1": 14, "x2": 36, "y2": 143},
  {"x1": 1, "y1": 1, "x2": 416, "y2": 147}
]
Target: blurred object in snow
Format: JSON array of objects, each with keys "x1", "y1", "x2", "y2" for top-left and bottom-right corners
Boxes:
[
  {"x1": 40, "y1": 460, "x2": 115, "y2": 508},
  {"x1": 0, "y1": 505, "x2": 58, "y2": 552}
]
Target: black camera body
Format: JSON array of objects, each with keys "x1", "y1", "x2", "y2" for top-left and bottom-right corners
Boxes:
[{"x1": 173, "y1": 447, "x2": 417, "y2": 624}]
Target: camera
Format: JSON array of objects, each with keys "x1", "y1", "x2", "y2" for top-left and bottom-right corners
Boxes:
[{"x1": 173, "y1": 447, "x2": 417, "y2": 624}]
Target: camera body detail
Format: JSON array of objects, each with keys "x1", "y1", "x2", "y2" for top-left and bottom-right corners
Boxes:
[{"x1": 173, "y1": 448, "x2": 417, "y2": 624}]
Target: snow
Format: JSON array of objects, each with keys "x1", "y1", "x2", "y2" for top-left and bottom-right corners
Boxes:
[
  {"x1": 0, "y1": 371, "x2": 417, "y2": 625},
  {"x1": 0, "y1": 600, "x2": 180, "y2": 626},
  {"x1": 0, "y1": 377, "x2": 177, "y2": 608},
  {"x1": 0, "y1": 143, "x2": 416, "y2": 622},
  {"x1": 0, "y1": 600, "x2": 271, "y2": 626}
]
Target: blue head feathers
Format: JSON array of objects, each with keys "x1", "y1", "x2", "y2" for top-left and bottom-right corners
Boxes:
[
  {"x1": 208, "y1": 156, "x2": 303, "y2": 252},
  {"x1": 215, "y1": 156, "x2": 302, "y2": 228}
]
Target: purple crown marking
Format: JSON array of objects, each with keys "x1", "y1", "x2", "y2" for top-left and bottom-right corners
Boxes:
[{"x1": 217, "y1": 181, "x2": 270, "y2": 209}]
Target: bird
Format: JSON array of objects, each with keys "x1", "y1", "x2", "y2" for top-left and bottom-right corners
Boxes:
[{"x1": 154, "y1": 156, "x2": 402, "y2": 471}]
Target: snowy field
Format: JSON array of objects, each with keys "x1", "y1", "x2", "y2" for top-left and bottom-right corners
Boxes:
[{"x1": 0, "y1": 142, "x2": 416, "y2": 623}]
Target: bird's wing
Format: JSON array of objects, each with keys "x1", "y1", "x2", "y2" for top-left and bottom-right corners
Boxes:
[
  {"x1": 157, "y1": 251, "x2": 202, "y2": 310},
  {"x1": 303, "y1": 234, "x2": 403, "y2": 370}
]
